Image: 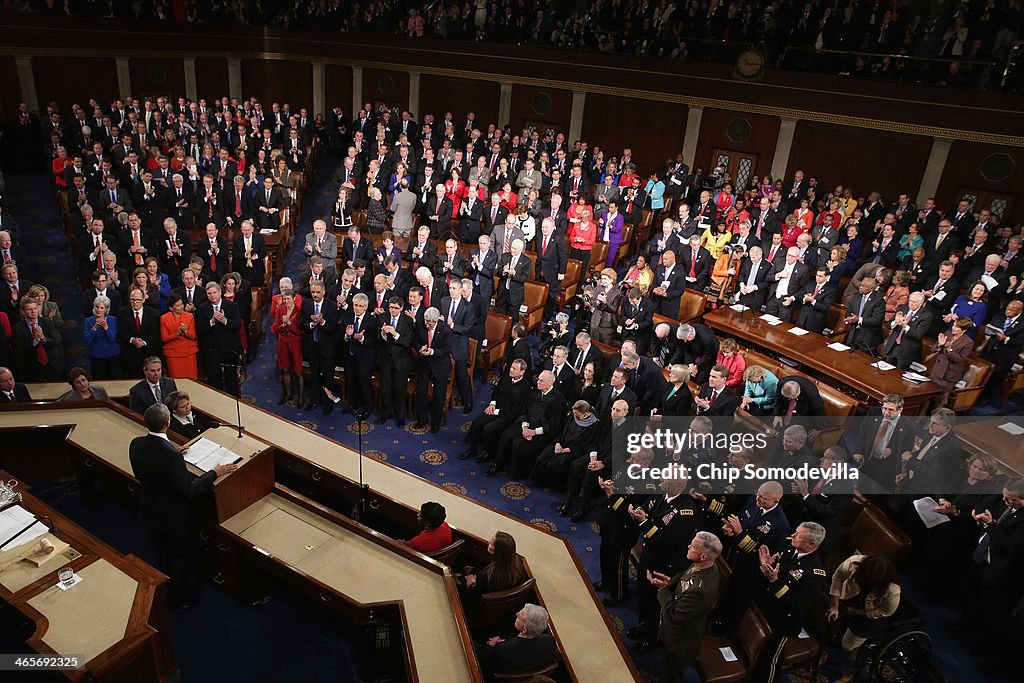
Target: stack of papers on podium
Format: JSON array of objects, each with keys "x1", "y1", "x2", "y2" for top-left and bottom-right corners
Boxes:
[
  {"x1": 870, "y1": 360, "x2": 897, "y2": 371},
  {"x1": 827, "y1": 342, "x2": 851, "y2": 352},
  {"x1": 729, "y1": 304, "x2": 749, "y2": 312},
  {"x1": 0, "y1": 505, "x2": 48, "y2": 550},
  {"x1": 759, "y1": 314, "x2": 782, "y2": 325},
  {"x1": 787, "y1": 327, "x2": 809, "y2": 336},
  {"x1": 999, "y1": 422, "x2": 1024, "y2": 435},
  {"x1": 184, "y1": 437, "x2": 243, "y2": 472},
  {"x1": 902, "y1": 372, "x2": 929, "y2": 384}
]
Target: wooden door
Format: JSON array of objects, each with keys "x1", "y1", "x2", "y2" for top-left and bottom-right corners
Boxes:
[
  {"x1": 711, "y1": 148, "x2": 759, "y2": 192},
  {"x1": 955, "y1": 186, "x2": 1016, "y2": 225}
]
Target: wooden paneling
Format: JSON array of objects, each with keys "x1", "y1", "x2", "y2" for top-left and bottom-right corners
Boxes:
[
  {"x1": 581, "y1": 94, "x2": 688, "y2": 176},
  {"x1": 194, "y1": 58, "x2": 229, "y2": 100},
  {"x1": 509, "y1": 84, "x2": 571, "y2": 134},
  {"x1": 325, "y1": 63, "x2": 352, "y2": 113},
  {"x1": 361, "y1": 68, "x2": 409, "y2": 112},
  {"x1": 419, "y1": 74, "x2": 498, "y2": 129},
  {"x1": 693, "y1": 107, "x2": 780, "y2": 180},
  {"x1": 788, "y1": 121, "x2": 931, "y2": 202},
  {"x1": 128, "y1": 57, "x2": 185, "y2": 100},
  {"x1": 0, "y1": 55, "x2": 21, "y2": 123},
  {"x1": 936, "y1": 142, "x2": 1024, "y2": 223},
  {"x1": 240, "y1": 59, "x2": 313, "y2": 109},
  {"x1": 32, "y1": 57, "x2": 117, "y2": 111}
]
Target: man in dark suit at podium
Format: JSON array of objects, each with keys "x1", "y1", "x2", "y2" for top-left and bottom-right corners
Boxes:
[{"x1": 130, "y1": 403, "x2": 237, "y2": 608}]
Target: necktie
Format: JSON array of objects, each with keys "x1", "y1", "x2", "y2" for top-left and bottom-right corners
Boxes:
[
  {"x1": 813, "y1": 284, "x2": 821, "y2": 298},
  {"x1": 135, "y1": 310, "x2": 142, "y2": 333},
  {"x1": 811, "y1": 477, "x2": 828, "y2": 495},
  {"x1": 542, "y1": 235, "x2": 548, "y2": 254},
  {"x1": 689, "y1": 253, "x2": 697, "y2": 278},
  {"x1": 709, "y1": 389, "x2": 718, "y2": 405},
  {"x1": 313, "y1": 302, "x2": 321, "y2": 342},
  {"x1": 427, "y1": 329, "x2": 434, "y2": 348},
  {"x1": 858, "y1": 294, "x2": 869, "y2": 318},
  {"x1": 236, "y1": 192, "x2": 242, "y2": 217},
  {"x1": 896, "y1": 311, "x2": 913, "y2": 344},
  {"x1": 32, "y1": 322, "x2": 48, "y2": 364},
  {"x1": 785, "y1": 398, "x2": 796, "y2": 425},
  {"x1": 153, "y1": 383, "x2": 161, "y2": 403},
  {"x1": 391, "y1": 316, "x2": 398, "y2": 329},
  {"x1": 574, "y1": 350, "x2": 585, "y2": 372},
  {"x1": 2, "y1": 250, "x2": 8, "y2": 263},
  {"x1": 491, "y1": 206, "x2": 498, "y2": 223},
  {"x1": 1005, "y1": 318, "x2": 1015, "y2": 331},
  {"x1": 503, "y1": 230, "x2": 511, "y2": 254},
  {"x1": 95, "y1": 235, "x2": 101, "y2": 249},
  {"x1": 424, "y1": 286, "x2": 431, "y2": 308},
  {"x1": 870, "y1": 420, "x2": 891, "y2": 459}
]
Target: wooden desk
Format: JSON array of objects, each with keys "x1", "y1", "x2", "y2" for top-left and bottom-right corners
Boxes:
[
  {"x1": 21, "y1": 381, "x2": 641, "y2": 683},
  {"x1": 0, "y1": 472, "x2": 175, "y2": 682},
  {"x1": 704, "y1": 307, "x2": 941, "y2": 415},
  {"x1": 955, "y1": 417, "x2": 1024, "y2": 478}
]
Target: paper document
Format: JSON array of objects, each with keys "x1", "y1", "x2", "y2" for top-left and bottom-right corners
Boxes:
[
  {"x1": 798, "y1": 628, "x2": 810, "y2": 639},
  {"x1": 909, "y1": 362, "x2": 928, "y2": 373},
  {"x1": 787, "y1": 327, "x2": 809, "y2": 336},
  {"x1": 985, "y1": 324, "x2": 1004, "y2": 337},
  {"x1": 913, "y1": 497, "x2": 950, "y2": 529},
  {"x1": 999, "y1": 422, "x2": 1024, "y2": 436},
  {"x1": 827, "y1": 342, "x2": 851, "y2": 352},
  {"x1": 184, "y1": 437, "x2": 243, "y2": 472},
  {"x1": 259, "y1": 228, "x2": 277, "y2": 235},
  {"x1": 729, "y1": 304, "x2": 749, "y2": 312},
  {"x1": 902, "y1": 372, "x2": 929, "y2": 383},
  {"x1": 719, "y1": 646, "x2": 738, "y2": 662},
  {"x1": 871, "y1": 361, "x2": 896, "y2": 371},
  {"x1": 0, "y1": 505, "x2": 48, "y2": 550},
  {"x1": 759, "y1": 314, "x2": 780, "y2": 322}
]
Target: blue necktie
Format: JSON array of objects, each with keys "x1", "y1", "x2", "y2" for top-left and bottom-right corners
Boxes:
[{"x1": 313, "y1": 302, "x2": 321, "y2": 342}]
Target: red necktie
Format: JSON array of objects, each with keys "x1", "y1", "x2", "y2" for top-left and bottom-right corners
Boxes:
[
  {"x1": 32, "y1": 322, "x2": 48, "y2": 364},
  {"x1": 811, "y1": 478, "x2": 828, "y2": 495},
  {"x1": 235, "y1": 192, "x2": 242, "y2": 217},
  {"x1": 689, "y1": 254, "x2": 697, "y2": 278},
  {"x1": 135, "y1": 311, "x2": 142, "y2": 333},
  {"x1": 785, "y1": 398, "x2": 796, "y2": 425},
  {"x1": 542, "y1": 236, "x2": 548, "y2": 254},
  {"x1": 813, "y1": 284, "x2": 821, "y2": 298},
  {"x1": 427, "y1": 329, "x2": 434, "y2": 348},
  {"x1": 768, "y1": 245, "x2": 778, "y2": 262},
  {"x1": 95, "y1": 236, "x2": 101, "y2": 249},
  {"x1": 896, "y1": 311, "x2": 913, "y2": 344},
  {"x1": 424, "y1": 287, "x2": 431, "y2": 308},
  {"x1": 709, "y1": 389, "x2": 718, "y2": 405}
]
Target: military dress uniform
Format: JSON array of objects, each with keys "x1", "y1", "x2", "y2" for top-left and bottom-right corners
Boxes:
[
  {"x1": 632, "y1": 494, "x2": 703, "y2": 645},
  {"x1": 754, "y1": 547, "x2": 828, "y2": 682},
  {"x1": 597, "y1": 485, "x2": 656, "y2": 603}
]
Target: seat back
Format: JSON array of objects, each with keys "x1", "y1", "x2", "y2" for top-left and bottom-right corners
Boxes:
[
  {"x1": 678, "y1": 289, "x2": 708, "y2": 324},
  {"x1": 588, "y1": 242, "x2": 609, "y2": 274},
  {"x1": 737, "y1": 605, "x2": 772, "y2": 669},
  {"x1": 849, "y1": 501, "x2": 911, "y2": 567},
  {"x1": 492, "y1": 656, "x2": 559, "y2": 682},
  {"x1": 921, "y1": 338, "x2": 993, "y2": 412},
  {"x1": 614, "y1": 224, "x2": 635, "y2": 268},
  {"x1": 591, "y1": 340, "x2": 619, "y2": 371},
  {"x1": 477, "y1": 577, "x2": 537, "y2": 629},
  {"x1": 427, "y1": 539, "x2": 465, "y2": 566},
  {"x1": 479, "y1": 311, "x2": 512, "y2": 377},
  {"x1": 825, "y1": 303, "x2": 850, "y2": 340},
  {"x1": 522, "y1": 281, "x2": 549, "y2": 334},
  {"x1": 556, "y1": 258, "x2": 583, "y2": 309}
]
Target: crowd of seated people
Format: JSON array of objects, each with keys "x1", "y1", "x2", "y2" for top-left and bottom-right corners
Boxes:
[
  {"x1": 2, "y1": 87, "x2": 1023, "y2": 680},
  {"x1": 5, "y1": 1, "x2": 1018, "y2": 90}
]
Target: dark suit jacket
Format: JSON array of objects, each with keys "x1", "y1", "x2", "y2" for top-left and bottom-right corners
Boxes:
[
  {"x1": 0, "y1": 383, "x2": 32, "y2": 403},
  {"x1": 541, "y1": 360, "x2": 577, "y2": 400},
  {"x1": 341, "y1": 237, "x2": 375, "y2": 268},
  {"x1": 497, "y1": 252, "x2": 531, "y2": 306},
  {"x1": 405, "y1": 240, "x2": 438, "y2": 272},
  {"x1": 301, "y1": 298, "x2": 339, "y2": 359},
  {"x1": 632, "y1": 356, "x2": 669, "y2": 414},
  {"x1": 905, "y1": 431, "x2": 966, "y2": 495},
  {"x1": 426, "y1": 196, "x2": 453, "y2": 236},
  {"x1": 195, "y1": 299, "x2": 243, "y2": 356},
  {"x1": 415, "y1": 321, "x2": 453, "y2": 380},
  {"x1": 696, "y1": 384, "x2": 739, "y2": 416},
  {"x1": 983, "y1": 313, "x2": 1024, "y2": 368},
  {"x1": 157, "y1": 231, "x2": 192, "y2": 280},
  {"x1": 679, "y1": 245, "x2": 713, "y2": 291},
  {"x1": 505, "y1": 337, "x2": 532, "y2": 373},
  {"x1": 882, "y1": 305, "x2": 933, "y2": 368},
  {"x1": 482, "y1": 204, "x2": 509, "y2": 235},
  {"x1": 434, "y1": 252, "x2": 468, "y2": 283},
  {"x1": 672, "y1": 324, "x2": 720, "y2": 386},
  {"x1": 128, "y1": 377, "x2": 179, "y2": 413},
  {"x1": 117, "y1": 305, "x2": 163, "y2": 362},
  {"x1": 845, "y1": 290, "x2": 886, "y2": 350},
  {"x1": 439, "y1": 296, "x2": 474, "y2": 361},
  {"x1": 376, "y1": 311, "x2": 414, "y2": 371},
  {"x1": 619, "y1": 296, "x2": 656, "y2": 354},
  {"x1": 535, "y1": 233, "x2": 568, "y2": 285},
  {"x1": 851, "y1": 411, "x2": 919, "y2": 492},
  {"x1": 480, "y1": 633, "x2": 557, "y2": 676},
  {"x1": 223, "y1": 187, "x2": 254, "y2": 224},
  {"x1": 231, "y1": 232, "x2": 267, "y2": 284},
  {"x1": 161, "y1": 185, "x2": 195, "y2": 229},
  {"x1": 129, "y1": 433, "x2": 217, "y2": 533},
  {"x1": 795, "y1": 281, "x2": 836, "y2": 333},
  {"x1": 254, "y1": 187, "x2": 285, "y2": 230},
  {"x1": 595, "y1": 384, "x2": 638, "y2": 418},
  {"x1": 340, "y1": 310, "x2": 378, "y2": 366},
  {"x1": 772, "y1": 375, "x2": 825, "y2": 433},
  {"x1": 651, "y1": 263, "x2": 686, "y2": 317},
  {"x1": 736, "y1": 258, "x2": 774, "y2": 310},
  {"x1": 568, "y1": 344, "x2": 603, "y2": 377},
  {"x1": 467, "y1": 248, "x2": 498, "y2": 301}
]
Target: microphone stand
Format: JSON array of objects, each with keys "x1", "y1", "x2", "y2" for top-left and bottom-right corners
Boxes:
[
  {"x1": 351, "y1": 410, "x2": 369, "y2": 521},
  {"x1": 854, "y1": 336, "x2": 882, "y2": 376},
  {"x1": 217, "y1": 351, "x2": 245, "y2": 437}
]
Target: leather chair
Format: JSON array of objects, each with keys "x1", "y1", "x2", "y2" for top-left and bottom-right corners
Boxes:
[
  {"x1": 698, "y1": 606, "x2": 772, "y2": 683},
  {"x1": 475, "y1": 577, "x2": 537, "y2": 631},
  {"x1": 588, "y1": 242, "x2": 609, "y2": 275},
  {"x1": 555, "y1": 258, "x2": 583, "y2": 310},
  {"x1": 520, "y1": 281, "x2": 549, "y2": 335},
  {"x1": 478, "y1": 311, "x2": 512, "y2": 379},
  {"x1": 613, "y1": 224, "x2": 635, "y2": 269},
  {"x1": 427, "y1": 539, "x2": 465, "y2": 567},
  {"x1": 492, "y1": 656, "x2": 560, "y2": 682},
  {"x1": 678, "y1": 289, "x2": 709, "y2": 324},
  {"x1": 921, "y1": 338, "x2": 994, "y2": 413}
]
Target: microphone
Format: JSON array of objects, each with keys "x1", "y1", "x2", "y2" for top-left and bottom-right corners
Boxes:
[{"x1": 857, "y1": 339, "x2": 882, "y2": 375}]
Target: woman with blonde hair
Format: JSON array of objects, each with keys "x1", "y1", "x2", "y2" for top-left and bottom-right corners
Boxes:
[
  {"x1": 27, "y1": 284, "x2": 64, "y2": 330},
  {"x1": 655, "y1": 364, "x2": 693, "y2": 416},
  {"x1": 740, "y1": 364, "x2": 778, "y2": 414}
]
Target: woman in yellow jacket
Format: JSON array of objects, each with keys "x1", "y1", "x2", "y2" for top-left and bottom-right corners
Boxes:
[{"x1": 827, "y1": 554, "x2": 901, "y2": 682}]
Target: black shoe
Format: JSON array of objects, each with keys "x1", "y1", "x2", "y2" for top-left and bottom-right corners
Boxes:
[
  {"x1": 396, "y1": 418, "x2": 405, "y2": 427},
  {"x1": 375, "y1": 416, "x2": 387, "y2": 425},
  {"x1": 169, "y1": 600, "x2": 194, "y2": 610},
  {"x1": 411, "y1": 421, "x2": 426, "y2": 430},
  {"x1": 304, "y1": 401, "x2": 319, "y2": 411},
  {"x1": 602, "y1": 597, "x2": 622, "y2": 607},
  {"x1": 459, "y1": 449, "x2": 476, "y2": 460},
  {"x1": 323, "y1": 403, "x2": 333, "y2": 415},
  {"x1": 570, "y1": 508, "x2": 587, "y2": 523},
  {"x1": 484, "y1": 466, "x2": 502, "y2": 477},
  {"x1": 462, "y1": 405, "x2": 473, "y2": 415},
  {"x1": 557, "y1": 500, "x2": 573, "y2": 516},
  {"x1": 277, "y1": 395, "x2": 289, "y2": 405},
  {"x1": 625, "y1": 626, "x2": 646, "y2": 640},
  {"x1": 430, "y1": 424, "x2": 440, "y2": 433},
  {"x1": 634, "y1": 639, "x2": 658, "y2": 652},
  {"x1": 593, "y1": 580, "x2": 605, "y2": 591}
]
